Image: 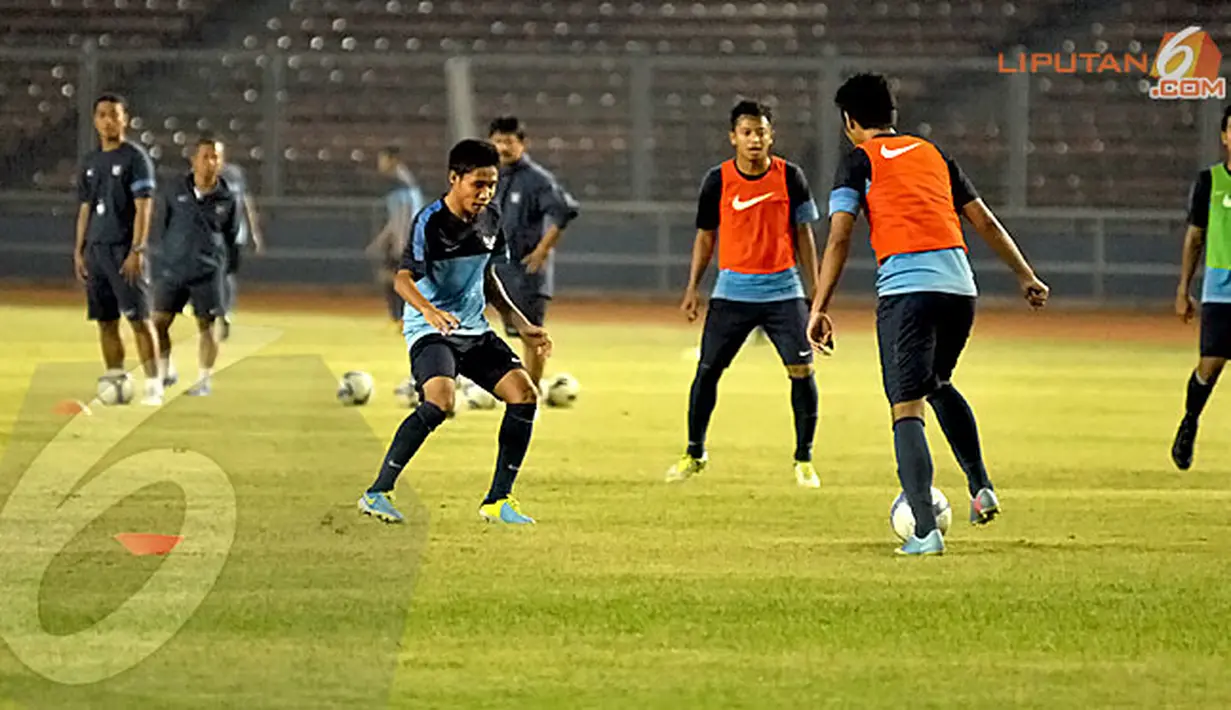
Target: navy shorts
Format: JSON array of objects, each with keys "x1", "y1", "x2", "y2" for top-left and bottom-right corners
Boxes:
[
  {"x1": 153, "y1": 270, "x2": 226, "y2": 318},
  {"x1": 876, "y1": 292, "x2": 976, "y2": 405},
  {"x1": 494, "y1": 263, "x2": 549, "y2": 336},
  {"x1": 1200, "y1": 303, "x2": 1231, "y2": 358},
  {"x1": 84, "y1": 242, "x2": 150, "y2": 322},
  {"x1": 699, "y1": 298, "x2": 813, "y2": 371},
  {"x1": 409, "y1": 332, "x2": 523, "y2": 397}
]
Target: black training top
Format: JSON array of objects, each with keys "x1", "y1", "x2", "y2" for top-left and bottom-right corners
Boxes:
[{"x1": 77, "y1": 140, "x2": 156, "y2": 245}]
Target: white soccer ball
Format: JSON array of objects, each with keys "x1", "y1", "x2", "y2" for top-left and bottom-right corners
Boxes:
[
  {"x1": 393, "y1": 377, "x2": 420, "y2": 408},
  {"x1": 541, "y1": 373, "x2": 580, "y2": 408},
  {"x1": 96, "y1": 374, "x2": 134, "y2": 406},
  {"x1": 337, "y1": 370, "x2": 375, "y2": 406},
  {"x1": 462, "y1": 382, "x2": 498, "y2": 410},
  {"x1": 889, "y1": 487, "x2": 953, "y2": 542}
]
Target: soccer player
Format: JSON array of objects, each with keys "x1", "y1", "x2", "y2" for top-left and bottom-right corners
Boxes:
[
  {"x1": 1170, "y1": 105, "x2": 1231, "y2": 470},
  {"x1": 666, "y1": 100, "x2": 823, "y2": 488},
  {"x1": 358, "y1": 139, "x2": 551, "y2": 525},
  {"x1": 489, "y1": 116, "x2": 580, "y2": 387},
  {"x1": 367, "y1": 147, "x2": 426, "y2": 325},
  {"x1": 151, "y1": 136, "x2": 240, "y2": 396},
  {"x1": 74, "y1": 93, "x2": 164, "y2": 405},
  {"x1": 218, "y1": 147, "x2": 265, "y2": 341},
  {"x1": 807, "y1": 73, "x2": 1049, "y2": 556}
]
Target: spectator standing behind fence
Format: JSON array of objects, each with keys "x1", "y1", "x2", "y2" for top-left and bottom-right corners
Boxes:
[
  {"x1": 488, "y1": 116, "x2": 580, "y2": 389},
  {"x1": 218, "y1": 149, "x2": 265, "y2": 341},
  {"x1": 368, "y1": 147, "x2": 426, "y2": 327}
]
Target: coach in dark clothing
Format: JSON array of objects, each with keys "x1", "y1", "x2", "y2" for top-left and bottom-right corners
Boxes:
[
  {"x1": 488, "y1": 116, "x2": 580, "y2": 386},
  {"x1": 151, "y1": 137, "x2": 240, "y2": 397},
  {"x1": 75, "y1": 93, "x2": 164, "y2": 404}
]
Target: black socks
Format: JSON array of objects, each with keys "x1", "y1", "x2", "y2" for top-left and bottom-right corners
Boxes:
[
  {"x1": 927, "y1": 383, "x2": 993, "y2": 497},
  {"x1": 893, "y1": 417, "x2": 936, "y2": 537},
  {"x1": 368, "y1": 402, "x2": 447, "y2": 493},
  {"x1": 790, "y1": 375, "x2": 819, "y2": 462},
  {"x1": 483, "y1": 402, "x2": 537, "y2": 504}
]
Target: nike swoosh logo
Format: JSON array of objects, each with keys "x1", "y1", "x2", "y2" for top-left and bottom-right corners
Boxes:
[
  {"x1": 880, "y1": 142, "x2": 923, "y2": 159},
  {"x1": 732, "y1": 193, "x2": 774, "y2": 211}
]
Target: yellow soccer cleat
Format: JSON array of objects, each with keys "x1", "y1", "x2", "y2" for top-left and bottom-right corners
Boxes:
[
  {"x1": 479, "y1": 496, "x2": 536, "y2": 524},
  {"x1": 665, "y1": 452, "x2": 707, "y2": 483},
  {"x1": 794, "y1": 461, "x2": 821, "y2": 489}
]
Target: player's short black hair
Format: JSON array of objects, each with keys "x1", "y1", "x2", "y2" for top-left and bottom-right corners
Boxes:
[
  {"x1": 448, "y1": 139, "x2": 500, "y2": 176},
  {"x1": 730, "y1": 100, "x2": 772, "y2": 130},
  {"x1": 1222, "y1": 104, "x2": 1231, "y2": 133},
  {"x1": 834, "y1": 73, "x2": 896, "y2": 130},
  {"x1": 93, "y1": 92, "x2": 128, "y2": 112},
  {"x1": 488, "y1": 115, "x2": 525, "y2": 140},
  {"x1": 378, "y1": 146, "x2": 400, "y2": 158},
  {"x1": 196, "y1": 133, "x2": 221, "y2": 149}
]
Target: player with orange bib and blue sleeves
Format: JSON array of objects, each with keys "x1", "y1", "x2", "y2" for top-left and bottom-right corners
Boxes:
[
  {"x1": 808, "y1": 73, "x2": 1049, "y2": 556},
  {"x1": 668, "y1": 100, "x2": 823, "y2": 488}
]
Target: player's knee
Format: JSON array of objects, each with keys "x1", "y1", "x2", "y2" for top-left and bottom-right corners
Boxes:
[
  {"x1": 195, "y1": 317, "x2": 215, "y2": 334},
  {"x1": 786, "y1": 364, "x2": 814, "y2": 379},
  {"x1": 1199, "y1": 358, "x2": 1226, "y2": 384},
  {"x1": 892, "y1": 399, "x2": 926, "y2": 422},
  {"x1": 98, "y1": 319, "x2": 121, "y2": 336},
  {"x1": 420, "y1": 378, "x2": 455, "y2": 413},
  {"x1": 507, "y1": 380, "x2": 538, "y2": 406}
]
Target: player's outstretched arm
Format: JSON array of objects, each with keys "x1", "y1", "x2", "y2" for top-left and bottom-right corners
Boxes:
[
  {"x1": 394, "y1": 269, "x2": 459, "y2": 334},
  {"x1": 806, "y1": 212, "x2": 855, "y2": 353},
  {"x1": 1176, "y1": 225, "x2": 1205, "y2": 322},
  {"x1": 681, "y1": 229, "x2": 716, "y2": 322},
  {"x1": 961, "y1": 198, "x2": 1048, "y2": 309},
  {"x1": 484, "y1": 267, "x2": 551, "y2": 357}
]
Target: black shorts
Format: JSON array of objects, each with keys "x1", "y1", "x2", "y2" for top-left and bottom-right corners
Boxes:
[
  {"x1": 1200, "y1": 303, "x2": 1231, "y2": 358},
  {"x1": 699, "y1": 298, "x2": 812, "y2": 371},
  {"x1": 494, "y1": 263, "x2": 549, "y2": 336},
  {"x1": 226, "y1": 243, "x2": 242, "y2": 274},
  {"x1": 876, "y1": 292, "x2": 976, "y2": 405},
  {"x1": 153, "y1": 271, "x2": 226, "y2": 318},
  {"x1": 84, "y1": 242, "x2": 150, "y2": 322},
  {"x1": 409, "y1": 331, "x2": 523, "y2": 397}
]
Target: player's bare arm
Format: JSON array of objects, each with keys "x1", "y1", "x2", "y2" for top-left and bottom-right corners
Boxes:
[
  {"x1": 807, "y1": 211, "x2": 855, "y2": 351},
  {"x1": 681, "y1": 228, "x2": 716, "y2": 321},
  {"x1": 244, "y1": 197, "x2": 265, "y2": 254},
  {"x1": 1176, "y1": 224, "x2": 1205, "y2": 322},
  {"x1": 485, "y1": 267, "x2": 552, "y2": 357},
  {"x1": 73, "y1": 202, "x2": 89, "y2": 282},
  {"x1": 960, "y1": 198, "x2": 1048, "y2": 308},
  {"x1": 393, "y1": 268, "x2": 459, "y2": 334},
  {"x1": 523, "y1": 223, "x2": 562, "y2": 274},
  {"x1": 122, "y1": 196, "x2": 153, "y2": 283},
  {"x1": 793, "y1": 221, "x2": 820, "y2": 299}
]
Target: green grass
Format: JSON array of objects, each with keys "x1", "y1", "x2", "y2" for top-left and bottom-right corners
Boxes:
[{"x1": 0, "y1": 300, "x2": 1229, "y2": 708}]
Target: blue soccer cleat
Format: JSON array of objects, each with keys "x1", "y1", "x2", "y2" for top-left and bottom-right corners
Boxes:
[
  {"x1": 897, "y1": 529, "x2": 945, "y2": 556},
  {"x1": 358, "y1": 491, "x2": 405, "y2": 524},
  {"x1": 478, "y1": 497, "x2": 535, "y2": 524},
  {"x1": 969, "y1": 487, "x2": 1000, "y2": 526}
]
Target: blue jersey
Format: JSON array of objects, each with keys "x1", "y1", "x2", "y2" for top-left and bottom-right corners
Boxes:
[{"x1": 400, "y1": 199, "x2": 508, "y2": 349}]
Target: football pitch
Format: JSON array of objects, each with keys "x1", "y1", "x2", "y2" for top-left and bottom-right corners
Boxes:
[{"x1": 0, "y1": 293, "x2": 1229, "y2": 709}]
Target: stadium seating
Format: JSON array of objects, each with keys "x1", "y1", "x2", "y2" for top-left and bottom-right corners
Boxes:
[{"x1": 0, "y1": 0, "x2": 1216, "y2": 207}]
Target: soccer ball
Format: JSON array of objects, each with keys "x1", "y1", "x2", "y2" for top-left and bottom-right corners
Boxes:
[
  {"x1": 889, "y1": 487, "x2": 953, "y2": 542},
  {"x1": 393, "y1": 377, "x2": 420, "y2": 408},
  {"x1": 541, "y1": 373, "x2": 580, "y2": 408},
  {"x1": 96, "y1": 374, "x2": 134, "y2": 406},
  {"x1": 462, "y1": 382, "x2": 498, "y2": 410},
  {"x1": 337, "y1": 371, "x2": 375, "y2": 406}
]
